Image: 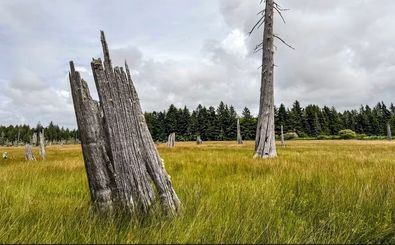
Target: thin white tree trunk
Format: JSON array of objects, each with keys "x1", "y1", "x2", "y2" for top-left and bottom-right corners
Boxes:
[
  {"x1": 32, "y1": 133, "x2": 37, "y2": 146},
  {"x1": 281, "y1": 125, "x2": 285, "y2": 147},
  {"x1": 237, "y1": 118, "x2": 243, "y2": 144},
  {"x1": 254, "y1": 0, "x2": 277, "y2": 158},
  {"x1": 387, "y1": 123, "x2": 392, "y2": 141},
  {"x1": 39, "y1": 130, "x2": 46, "y2": 160}
]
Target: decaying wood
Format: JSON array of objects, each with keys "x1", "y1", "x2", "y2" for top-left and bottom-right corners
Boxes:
[
  {"x1": 254, "y1": 0, "x2": 277, "y2": 158},
  {"x1": 25, "y1": 144, "x2": 36, "y2": 161},
  {"x1": 39, "y1": 130, "x2": 46, "y2": 160},
  {"x1": 387, "y1": 123, "x2": 392, "y2": 141},
  {"x1": 237, "y1": 118, "x2": 243, "y2": 144},
  {"x1": 167, "y1": 133, "x2": 176, "y2": 148},
  {"x1": 69, "y1": 31, "x2": 180, "y2": 214},
  {"x1": 196, "y1": 136, "x2": 203, "y2": 145},
  {"x1": 281, "y1": 125, "x2": 285, "y2": 147},
  {"x1": 32, "y1": 133, "x2": 37, "y2": 146}
]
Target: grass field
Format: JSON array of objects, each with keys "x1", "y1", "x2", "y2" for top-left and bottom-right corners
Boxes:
[{"x1": 0, "y1": 141, "x2": 394, "y2": 244}]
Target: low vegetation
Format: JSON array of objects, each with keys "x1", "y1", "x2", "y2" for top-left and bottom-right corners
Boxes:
[{"x1": 0, "y1": 141, "x2": 394, "y2": 243}]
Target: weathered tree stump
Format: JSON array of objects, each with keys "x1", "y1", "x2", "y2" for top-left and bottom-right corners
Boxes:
[
  {"x1": 281, "y1": 125, "x2": 285, "y2": 147},
  {"x1": 387, "y1": 123, "x2": 392, "y2": 141},
  {"x1": 167, "y1": 133, "x2": 176, "y2": 148},
  {"x1": 39, "y1": 130, "x2": 46, "y2": 160},
  {"x1": 237, "y1": 118, "x2": 243, "y2": 144},
  {"x1": 196, "y1": 136, "x2": 203, "y2": 145},
  {"x1": 32, "y1": 133, "x2": 38, "y2": 146},
  {"x1": 25, "y1": 144, "x2": 36, "y2": 161},
  {"x1": 254, "y1": 0, "x2": 277, "y2": 158},
  {"x1": 69, "y1": 31, "x2": 180, "y2": 214}
]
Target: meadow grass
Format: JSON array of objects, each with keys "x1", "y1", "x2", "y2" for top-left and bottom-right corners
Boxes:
[{"x1": 0, "y1": 141, "x2": 394, "y2": 244}]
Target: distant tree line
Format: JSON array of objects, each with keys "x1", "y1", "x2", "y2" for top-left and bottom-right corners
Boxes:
[
  {"x1": 0, "y1": 122, "x2": 79, "y2": 146},
  {"x1": 1, "y1": 101, "x2": 394, "y2": 145},
  {"x1": 145, "y1": 101, "x2": 395, "y2": 141}
]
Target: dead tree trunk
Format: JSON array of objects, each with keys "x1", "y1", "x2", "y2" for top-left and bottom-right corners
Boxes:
[
  {"x1": 167, "y1": 133, "x2": 175, "y2": 148},
  {"x1": 17, "y1": 130, "x2": 20, "y2": 145},
  {"x1": 69, "y1": 31, "x2": 180, "y2": 214},
  {"x1": 32, "y1": 133, "x2": 37, "y2": 146},
  {"x1": 25, "y1": 144, "x2": 35, "y2": 161},
  {"x1": 254, "y1": 0, "x2": 277, "y2": 158},
  {"x1": 387, "y1": 123, "x2": 392, "y2": 141},
  {"x1": 39, "y1": 130, "x2": 46, "y2": 160},
  {"x1": 281, "y1": 125, "x2": 285, "y2": 147},
  {"x1": 196, "y1": 136, "x2": 203, "y2": 145},
  {"x1": 237, "y1": 118, "x2": 243, "y2": 144}
]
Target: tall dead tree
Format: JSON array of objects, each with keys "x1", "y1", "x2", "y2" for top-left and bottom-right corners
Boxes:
[
  {"x1": 281, "y1": 125, "x2": 285, "y2": 147},
  {"x1": 39, "y1": 130, "x2": 46, "y2": 160},
  {"x1": 387, "y1": 123, "x2": 392, "y2": 141},
  {"x1": 251, "y1": 0, "x2": 292, "y2": 158},
  {"x1": 167, "y1": 133, "x2": 176, "y2": 148},
  {"x1": 237, "y1": 118, "x2": 243, "y2": 144},
  {"x1": 69, "y1": 31, "x2": 180, "y2": 214}
]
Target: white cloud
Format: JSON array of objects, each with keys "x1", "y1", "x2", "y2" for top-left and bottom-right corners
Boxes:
[{"x1": 1, "y1": 0, "x2": 395, "y2": 128}]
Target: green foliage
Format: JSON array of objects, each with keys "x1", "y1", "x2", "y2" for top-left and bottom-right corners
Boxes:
[
  {"x1": 283, "y1": 132, "x2": 299, "y2": 140},
  {"x1": 338, "y1": 129, "x2": 357, "y2": 139},
  {"x1": 0, "y1": 141, "x2": 394, "y2": 243},
  {"x1": 0, "y1": 123, "x2": 78, "y2": 145}
]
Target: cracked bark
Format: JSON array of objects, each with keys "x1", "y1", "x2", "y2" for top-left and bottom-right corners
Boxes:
[
  {"x1": 69, "y1": 31, "x2": 180, "y2": 214},
  {"x1": 254, "y1": 0, "x2": 277, "y2": 158}
]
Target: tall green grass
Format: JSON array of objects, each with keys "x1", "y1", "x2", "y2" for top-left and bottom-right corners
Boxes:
[{"x1": 0, "y1": 141, "x2": 394, "y2": 243}]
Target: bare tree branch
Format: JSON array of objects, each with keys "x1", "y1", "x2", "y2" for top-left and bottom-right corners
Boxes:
[
  {"x1": 273, "y1": 34, "x2": 295, "y2": 50},
  {"x1": 249, "y1": 16, "x2": 264, "y2": 35}
]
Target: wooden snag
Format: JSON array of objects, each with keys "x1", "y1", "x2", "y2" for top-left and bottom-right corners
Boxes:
[
  {"x1": 254, "y1": 0, "x2": 277, "y2": 158},
  {"x1": 196, "y1": 136, "x2": 203, "y2": 145},
  {"x1": 69, "y1": 31, "x2": 180, "y2": 214},
  {"x1": 39, "y1": 130, "x2": 46, "y2": 160},
  {"x1": 237, "y1": 118, "x2": 243, "y2": 144},
  {"x1": 25, "y1": 144, "x2": 36, "y2": 161}
]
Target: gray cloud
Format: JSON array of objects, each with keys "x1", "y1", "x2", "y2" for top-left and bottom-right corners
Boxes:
[{"x1": 0, "y1": 0, "x2": 395, "y2": 128}]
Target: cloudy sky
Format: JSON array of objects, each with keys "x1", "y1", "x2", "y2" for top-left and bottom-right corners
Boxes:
[{"x1": 1, "y1": 0, "x2": 394, "y2": 128}]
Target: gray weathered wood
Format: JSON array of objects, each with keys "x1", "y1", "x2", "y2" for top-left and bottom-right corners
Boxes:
[
  {"x1": 25, "y1": 144, "x2": 36, "y2": 161},
  {"x1": 39, "y1": 130, "x2": 46, "y2": 160},
  {"x1": 167, "y1": 133, "x2": 175, "y2": 148},
  {"x1": 254, "y1": 0, "x2": 277, "y2": 158},
  {"x1": 196, "y1": 136, "x2": 203, "y2": 145},
  {"x1": 32, "y1": 133, "x2": 37, "y2": 146},
  {"x1": 69, "y1": 31, "x2": 180, "y2": 214},
  {"x1": 387, "y1": 123, "x2": 392, "y2": 141},
  {"x1": 281, "y1": 125, "x2": 285, "y2": 147},
  {"x1": 237, "y1": 118, "x2": 243, "y2": 144},
  {"x1": 69, "y1": 61, "x2": 116, "y2": 210}
]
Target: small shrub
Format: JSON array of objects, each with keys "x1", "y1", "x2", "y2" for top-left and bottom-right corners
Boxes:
[
  {"x1": 316, "y1": 135, "x2": 332, "y2": 140},
  {"x1": 284, "y1": 132, "x2": 299, "y2": 140},
  {"x1": 338, "y1": 129, "x2": 357, "y2": 139}
]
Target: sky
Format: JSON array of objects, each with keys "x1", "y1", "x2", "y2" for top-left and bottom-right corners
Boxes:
[{"x1": 1, "y1": 0, "x2": 395, "y2": 128}]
